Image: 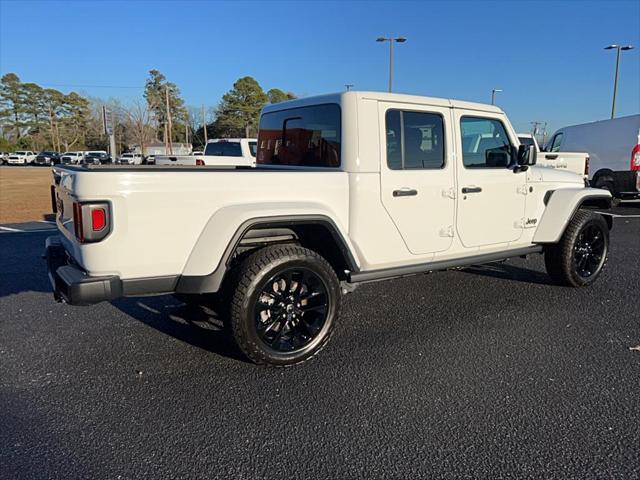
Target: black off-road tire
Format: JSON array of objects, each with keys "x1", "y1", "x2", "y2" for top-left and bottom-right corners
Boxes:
[
  {"x1": 230, "y1": 244, "x2": 340, "y2": 367},
  {"x1": 544, "y1": 209, "x2": 609, "y2": 287}
]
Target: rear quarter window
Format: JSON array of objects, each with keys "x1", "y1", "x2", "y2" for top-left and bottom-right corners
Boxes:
[{"x1": 257, "y1": 103, "x2": 341, "y2": 167}]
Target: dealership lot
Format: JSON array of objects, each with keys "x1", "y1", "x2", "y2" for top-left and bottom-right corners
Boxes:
[{"x1": 1, "y1": 213, "x2": 639, "y2": 479}]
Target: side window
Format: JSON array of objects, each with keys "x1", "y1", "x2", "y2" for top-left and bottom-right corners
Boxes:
[
  {"x1": 385, "y1": 109, "x2": 445, "y2": 170},
  {"x1": 550, "y1": 133, "x2": 563, "y2": 152},
  {"x1": 460, "y1": 116, "x2": 513, "y2": 168},
  {"x1": 205, "y1": 142, "x2": 242, "y2": 157}
]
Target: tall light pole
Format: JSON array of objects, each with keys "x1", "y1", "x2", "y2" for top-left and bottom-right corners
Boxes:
[
  {"x1": 491, "y1": 88, "x2": 502, "y2": 105},
  {"x1": 605, "y1": 44, "x2": 634, "y2": 119},
  {"x1": 376, "y1": 36, "x2": 407, "y2": 92}
]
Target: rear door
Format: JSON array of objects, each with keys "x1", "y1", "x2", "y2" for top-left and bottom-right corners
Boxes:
[
  {"x1": 454, "y1": 111, "x2": 526, "y2": 247},
  {"x1": 379, "y1": 102, "x2": 455, "y2": 255}
]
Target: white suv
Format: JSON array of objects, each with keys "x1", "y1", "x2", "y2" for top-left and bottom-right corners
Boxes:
[{"x1": 7, "y1": 151, "x2": 37, "y2": 165}]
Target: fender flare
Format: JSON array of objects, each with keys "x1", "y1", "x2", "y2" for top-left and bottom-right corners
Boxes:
[
  {"x1": 176, "y1": 210, "x2": 359, "y2": 294},
  {"x1": 533, "y1": 188, "x2": 612, "y2": 244}
]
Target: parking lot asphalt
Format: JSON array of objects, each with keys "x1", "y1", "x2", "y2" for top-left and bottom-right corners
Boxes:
[{"x1": 1, "y1": 211, "x2": 639, "y2": 479}]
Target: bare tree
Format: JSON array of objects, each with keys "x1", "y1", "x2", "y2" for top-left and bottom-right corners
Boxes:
[{"x1": 124, "y1": 101, "x2": 154, "y2": 156}]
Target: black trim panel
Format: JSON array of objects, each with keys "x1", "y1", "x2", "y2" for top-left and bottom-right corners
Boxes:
[
  {"x1": 176, "y1": 215, "x2": 358, "y2": 294},
  {"x1": 349, "y1": 246, "x2": 543, "y2": 283}
]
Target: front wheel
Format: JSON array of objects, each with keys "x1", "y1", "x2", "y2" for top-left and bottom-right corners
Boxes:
[
  {"x1": 230, "y1": 244, "x2": 340, "y2": 367},
  {"x1": 544, "y1": 210, "x2": 609, "y2": 287}
]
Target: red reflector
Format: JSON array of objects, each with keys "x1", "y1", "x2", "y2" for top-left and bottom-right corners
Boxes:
[
  {"x1": 92, "y1": 208, "x2": 106, "y2": 231},
  {"x1": 196, "y1": 159, "x2": 205, "y2": 166}
]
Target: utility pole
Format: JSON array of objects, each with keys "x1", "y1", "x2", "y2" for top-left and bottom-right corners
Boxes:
[
  {"x1": 165, "y1": 85, "x2": 173, "y2": 155},
  {"x1": 202, "y1": 104, "x2": 207, "y2": 144},
  {"x1": 345, "y1": 84, "x2": 354, "y2": 91}
]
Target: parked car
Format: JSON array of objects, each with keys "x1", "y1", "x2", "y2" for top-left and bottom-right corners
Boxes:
[
  {"x1": 84, "y1": 151, "x2": 111, "y2": 165},
  {"x1": 59, "y1": 152, "x2": 85, "y2": 164},
  {"x1": 117, "y1": 153, "x2": 144, "y2": 165},
  {"x1": 7, "y1": 151, "x2": 37, "y2": 165},
  {"x1": 517, "y1": 134, "x2": 588, "y2": 179},
  {"x1": 45, "y1": 91, "x2": 612, "y2": 367},
  {"x1": 144, "y1": 154, "x2": 156, "y2": 165},
  {"x1": 544, "y1": 114, "x2": 640, "y2": 200},
  {"x1": 35, "y1": 151, "x2": 61, "y2": 166},
  {"x1": 155, "y1": 139, "x2": 257, "y2": 166}
]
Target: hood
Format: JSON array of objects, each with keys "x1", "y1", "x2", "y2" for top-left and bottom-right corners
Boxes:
[{"x1": 529, "y1": 165, "x2": 584, "y2": 185}]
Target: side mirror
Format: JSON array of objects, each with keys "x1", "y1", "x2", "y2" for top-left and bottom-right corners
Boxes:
[{"x1": 517, "y1": 144, "x2": 537, "y2": 166}]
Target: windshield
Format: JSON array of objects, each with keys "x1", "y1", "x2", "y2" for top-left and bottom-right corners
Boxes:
[
  {"x1": 16, "y1": 151, "x2": 26, "y2": 155},
  {"x1": 122, "y1": 154, "x2": 133, "y2": 158}
]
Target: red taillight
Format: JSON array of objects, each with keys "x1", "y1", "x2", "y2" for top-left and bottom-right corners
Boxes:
[
  {"x1": 92, "y1": 208, "x2": 106, "y2": 231},
  {"x1": 584, "y1": 155, "x2": 590, "y2": 176},
  {"x1": 72, "y1": 202, "x2": 110, "y2": 243},
  {"x1": 196, "y1": 159, "x2": 205, "y2": 166},
  {"x1": 72, "y1": 202, "x2": 84, "y2": 242},
  {"x1": 631, "y1": 145, "x2": 640, "y2": 171}
]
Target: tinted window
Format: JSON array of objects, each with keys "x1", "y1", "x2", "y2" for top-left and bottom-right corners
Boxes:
[
  {"x1": 248, "y1": 141, "x2": 257, "y2": 157},
  {"x1": 460, "y1": 117, "x2": 513, "y2": 168},
  {"x1": 204, "y1": 141, "x2": 242, "y2": 157},
  {"x1": 257, "y1": 104, "x2": 340, "y2": 167},
  {"x1": 386, "y1": 110, "x2": 445, "y2": 169},
  {"x1": 550, "y1": 133, "x2": 563, "y2": 152}
]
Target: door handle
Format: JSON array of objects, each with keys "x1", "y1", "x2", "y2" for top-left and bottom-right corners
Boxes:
[
  {"x1": 546, "y1": 154, "x2": 558, "y2": 160},
  {"x1": 393, "y1": 188, "x2": 418, "y2": 197},
  {"x1": 461, "y1": 186, "x2": 482, "y2": 194}
]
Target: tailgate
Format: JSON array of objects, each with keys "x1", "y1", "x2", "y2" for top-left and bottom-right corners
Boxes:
[
  {"x1": 52, "y1": 167, "x2": 77, "y2": 238},
  {"x1": 539, "y1": 152, "x2": 587, "y2": 177}
]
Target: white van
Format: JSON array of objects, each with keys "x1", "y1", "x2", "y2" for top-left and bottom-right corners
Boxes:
[{"x1": 545, "y1": 115, "x2": 640, "y2": 199}]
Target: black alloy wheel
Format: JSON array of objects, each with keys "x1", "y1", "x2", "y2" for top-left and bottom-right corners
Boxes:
[
  {"x1": 573, "y1": 223, "x2": 607, "y2": 279},
  {"x1": 254, "y1": 267, "x2": 329, "y2": 352},
  {"x1": 230, "y1": 244, "x2": 340, "y2": 366}
]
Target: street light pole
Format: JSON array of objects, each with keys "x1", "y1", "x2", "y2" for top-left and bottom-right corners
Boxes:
[
  {"x1": 605, "y1": 44, "x2": 634, "y2": 119},
  {"x1": 491, "y1": 88, "x2": 502, "y2": 105},
  {"x1": 376, "y1": 36, "x2": 406, "y2": 92}
]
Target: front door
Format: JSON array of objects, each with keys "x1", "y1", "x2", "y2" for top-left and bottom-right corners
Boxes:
[
  {"x1": 380, "y1": 103, "x2": 456, "y2": 255},
  {"x1": 455, "y1": 113, "x2": 527, "y2": 248}
]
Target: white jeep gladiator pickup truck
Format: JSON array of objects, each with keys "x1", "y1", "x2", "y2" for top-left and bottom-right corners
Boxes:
[
  {"x1": 45, "y1": 91, "x2": 612, "y2": 366},
  {"x1": 517, "y1": 133, "x2": 589, "y2": 178}
]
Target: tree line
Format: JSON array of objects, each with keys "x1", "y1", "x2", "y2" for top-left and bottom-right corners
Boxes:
[{"x1": 0, "y1": 71, "x2": 296, "y2": 154}]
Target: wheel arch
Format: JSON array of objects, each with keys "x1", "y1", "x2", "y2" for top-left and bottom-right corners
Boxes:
[
  {"x1": 176, "y1": 213, "x2": 359, "y2": 294},
  {"x1": 533, "y1": 188, "x2": 613, "y2": 244}
]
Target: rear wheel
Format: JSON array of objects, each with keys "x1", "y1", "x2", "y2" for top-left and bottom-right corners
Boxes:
[
  {"x1": 544, "y1": 210, "x2": 609, "y2": 287},
  {"x1": 230, "y1": 244, "x2": 340, "y2": 367}
]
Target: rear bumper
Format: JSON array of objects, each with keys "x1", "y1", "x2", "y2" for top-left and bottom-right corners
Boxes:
[
  {"x1": 45, "y1": 236, "x2": 122, "y2": 305},
  {"x1": 45, "y1": 236, "x2": 179, "y2": 305}
]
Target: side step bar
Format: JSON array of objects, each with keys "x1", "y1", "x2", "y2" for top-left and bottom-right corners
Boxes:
[{"x1": 348, "y1": 246, "x2": 543, "y2": 284}]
